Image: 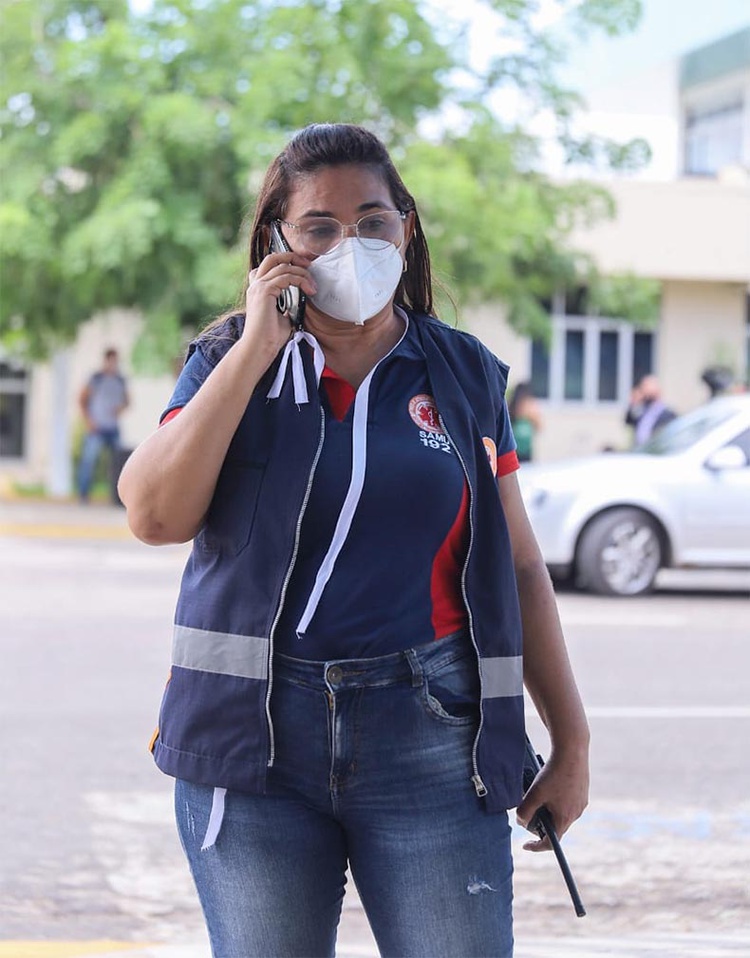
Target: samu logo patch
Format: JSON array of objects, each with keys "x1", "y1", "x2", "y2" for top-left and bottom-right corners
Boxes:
[
  {"x1": 408, "y1": 394, "x2": 452, "y2": 454},
  {"x1": 482, "y1": 437, "x2": 497, "y2": 476}
]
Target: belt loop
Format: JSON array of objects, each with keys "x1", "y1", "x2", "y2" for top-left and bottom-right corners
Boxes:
[{"x1": 403, "y1": 648, "x2": 423, "y2": 687}]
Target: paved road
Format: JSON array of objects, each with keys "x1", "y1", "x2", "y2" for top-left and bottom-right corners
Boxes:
[{"x1": 1, "y1": 502, "x2": 748, "y2": 957}]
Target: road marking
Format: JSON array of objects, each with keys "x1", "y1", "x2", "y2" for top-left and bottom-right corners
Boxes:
[
  {"x1": 0, "y1": 946, "x2": 150, "y2": 958},
  {"x1": 527, "y1": 700, "x2": 750, "y2": 720},
  {"x1": 586, "y1": 706, "x2": 750, "y2": 718},
  {"x1": 515, "y1": 935, "x2": 750, "y2": 957},
  {"x1": 561, "y1": 610, "x2": 689, "y2": 627},
  {"x1": 4, "y1": 936, "x2": 749, "y2": 958},
  {"x1": 0, "y1": 523, "x2": 132, "y2": 540}
]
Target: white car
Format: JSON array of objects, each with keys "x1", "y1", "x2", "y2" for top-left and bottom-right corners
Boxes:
[{"x1": 518, "y1": 395, "x2": 750, "y2": 596}]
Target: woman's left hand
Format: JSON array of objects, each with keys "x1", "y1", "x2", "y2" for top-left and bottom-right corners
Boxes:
[{"x1": 515, "y1": 746, "x2": 589, "y2": 852}]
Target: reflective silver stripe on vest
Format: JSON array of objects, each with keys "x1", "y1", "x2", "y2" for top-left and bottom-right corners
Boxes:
[
  {"x1": 479, "y1": 655, "x2": 524, "y2": 699},
  {"x1": 172, "y1": 625, "x2": 268, "y2": 680}
]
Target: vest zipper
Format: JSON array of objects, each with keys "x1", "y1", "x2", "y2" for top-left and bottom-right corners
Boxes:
[
  {"x1": 439, "y1": 413, "x2": 487, "y2": 798},
  {"x1": 265, "y1": 406, "x2": 326, "y2": 768}
]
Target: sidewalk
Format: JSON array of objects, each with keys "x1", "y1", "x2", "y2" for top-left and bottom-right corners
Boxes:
[{"x1": 0, "y1": 496, "x2": 132, "y2": 540}]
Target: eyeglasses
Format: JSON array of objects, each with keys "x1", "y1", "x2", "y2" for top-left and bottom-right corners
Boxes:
[{"x1": 277, "y1": 210, "x2": 407, "y2": 256}]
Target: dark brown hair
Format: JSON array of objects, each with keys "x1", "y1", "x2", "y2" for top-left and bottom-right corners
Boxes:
[{"x1": 210, "y1": 123, "x2": 433, "y2": 332}]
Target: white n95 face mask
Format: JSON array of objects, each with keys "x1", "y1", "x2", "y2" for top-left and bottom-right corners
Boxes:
[{"x1": 307, "y1": 237, "x2": 404, "y2": 325}]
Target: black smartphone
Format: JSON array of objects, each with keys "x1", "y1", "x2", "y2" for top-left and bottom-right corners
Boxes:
[{"x1": 268, "y1": 222, "x2": 306, "y2": 329}]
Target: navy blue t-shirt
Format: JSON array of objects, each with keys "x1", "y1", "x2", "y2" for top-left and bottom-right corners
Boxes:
[{"x1": 161, "y1": 316, "x2": 518, "y2": 660}]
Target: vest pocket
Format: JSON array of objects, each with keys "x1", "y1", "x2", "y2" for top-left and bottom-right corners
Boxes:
[{"x1": 198, "y1": 459, "x2": 266, "y2": 556}]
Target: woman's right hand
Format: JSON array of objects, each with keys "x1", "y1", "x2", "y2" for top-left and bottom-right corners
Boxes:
[
  {"x1": 241, "y1": 251, "x2": 317, "y2": 359},
  {"x1": 119, "y1": 250, "x2": 319, "y2": 546}
]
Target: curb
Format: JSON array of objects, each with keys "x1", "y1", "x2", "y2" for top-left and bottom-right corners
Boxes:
[{"x1": 0, "y1": 498, "x2": 132, "y2": 541}]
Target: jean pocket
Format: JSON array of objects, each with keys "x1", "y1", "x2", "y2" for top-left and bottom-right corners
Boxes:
[
  {"x1": 197, "y1": 459, "x2": 266, "y2": 556},
  {"x1": 421, "y1": 651, "x2": 480, "y2": 726}
]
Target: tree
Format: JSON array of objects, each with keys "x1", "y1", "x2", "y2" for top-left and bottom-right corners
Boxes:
[{"x1": 0, "y1": 0, "x2": 657, "y2": 366}]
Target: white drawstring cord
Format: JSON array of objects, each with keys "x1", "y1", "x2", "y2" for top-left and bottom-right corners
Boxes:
[
  {"x1": 266, "y1": 330, "x2": 325, "y2": 405},
  {"x1": 295, "y1": 363, "x2": 376, "y2": 636},
  {"x1": 295, "y1": 314, "x2": 409, "y2": 636},
  {"x1": 201, "y1": 786, "x2": 227, "y2": 851}
]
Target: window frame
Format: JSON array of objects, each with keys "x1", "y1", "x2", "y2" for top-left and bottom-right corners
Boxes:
[
  {"x1": 684, "y1": 99, "x2": 744, "y2": 176},
  {"x1": 531, "y1": 292, "x2": 657, "y2": 407},
  {"x1": 0, "y1": 359, "x2": 30, "y2": 461}
]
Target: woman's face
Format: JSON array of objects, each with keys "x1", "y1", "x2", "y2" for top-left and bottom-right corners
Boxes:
[{"x1": 280, "y1": 164, "x2": 413, "y2": 260}]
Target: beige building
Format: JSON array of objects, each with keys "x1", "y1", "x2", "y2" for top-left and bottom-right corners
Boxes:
[
  {"x1": 469, "y1": 26, "x2": 750, "y2": 460},
  {"x1": 468, "y1": 174, "x2": 750, "y2": 461},
  {"x1": 1, "y1": 28, "x2": 749, "y2": 490}
]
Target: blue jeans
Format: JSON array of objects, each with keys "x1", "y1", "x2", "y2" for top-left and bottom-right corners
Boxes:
[
  {"x1": 77, "y1": 427, "x2": 119, "y2": 500},
  {"x1": 175, "y1": 632, "x2": 514, "y2": 957}
]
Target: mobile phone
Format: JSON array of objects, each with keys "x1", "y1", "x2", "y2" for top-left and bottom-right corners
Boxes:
[{"x1": 268, "y1": 222, "x2": 306, "y2": 329}]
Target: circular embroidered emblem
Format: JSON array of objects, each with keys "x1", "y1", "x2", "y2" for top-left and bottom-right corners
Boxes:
[
  {"x1": 483, "y1": 437, "x2": 498, "y2": 477},
  {"x1": 408, "y1": 394, "x2": 442, "y2": 434}
]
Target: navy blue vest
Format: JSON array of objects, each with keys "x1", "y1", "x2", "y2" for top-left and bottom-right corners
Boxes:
[{"x1": 152, "y1": 311, "x2": 525, "y2": 812}]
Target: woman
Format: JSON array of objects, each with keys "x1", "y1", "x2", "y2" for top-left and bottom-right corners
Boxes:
[
  {"x1": 119, "y1": 123, "x2": 589, "y2": 958},
  {"x1": 508, "y1": 381, "x2": 542, "y2": 463}
]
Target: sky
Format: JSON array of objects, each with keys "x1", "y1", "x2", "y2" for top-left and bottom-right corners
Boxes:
[
  {"x1": 557, "y1": 0, "x2": 750, "y2": 179},
  {"x1": 425, "y1": 0, "x2": 749, "y2": 178},
  {"x1": 562, "y1": 0, "x2": 750, "y2": 93},
  {"x1": 427, "y1": 0, "x2": 749, "y2": 88}
]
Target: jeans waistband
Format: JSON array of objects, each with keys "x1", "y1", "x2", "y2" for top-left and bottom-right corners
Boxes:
[{"x1": 273, "y1": 630, "x2": 473, "y2": 691}]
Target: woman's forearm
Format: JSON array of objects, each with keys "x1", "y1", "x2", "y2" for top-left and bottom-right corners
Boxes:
[
  {"x1": 497, "y1": 462, "x2": 590, "y2": 841},
  {"x1": 517, "y1": 556, "x2": 590, "y2": 754},
  {"x1": 497, "y1": 474, "x2": 588, "y2": 750}
]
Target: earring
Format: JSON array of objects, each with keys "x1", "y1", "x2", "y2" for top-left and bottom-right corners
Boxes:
[{"x1": 402, "y1": 259, "x2": 408, "y2": 274}]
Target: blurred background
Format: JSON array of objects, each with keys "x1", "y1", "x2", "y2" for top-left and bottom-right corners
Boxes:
[
  {"x1": 1, "y1": 1, "x2": 749, "y2": 956},
  {"x1": 1, "y1": 0, "x2": 748, "y2": 494}
]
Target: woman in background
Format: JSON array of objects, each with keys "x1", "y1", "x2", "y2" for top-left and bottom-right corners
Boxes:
[{"x1": 509, "y1": 381, "x2": 543, "y2": 462}]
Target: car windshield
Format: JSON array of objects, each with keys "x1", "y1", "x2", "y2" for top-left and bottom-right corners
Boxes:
[{"x1": 636, "y1": 403, "x2": 739, "y2": 455}]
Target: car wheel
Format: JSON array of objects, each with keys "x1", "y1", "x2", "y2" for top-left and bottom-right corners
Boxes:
[{"x1": 576, "y1": 508, "x2": 663, "y2": 597}]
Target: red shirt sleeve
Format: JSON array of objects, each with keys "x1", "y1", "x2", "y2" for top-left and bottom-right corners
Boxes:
[
  {"x1": 160, "y1": 407, "x2": 183, "y2": 426},
  {"x1": 497, "y1": 449, "x2": 519, "y2": 477}
]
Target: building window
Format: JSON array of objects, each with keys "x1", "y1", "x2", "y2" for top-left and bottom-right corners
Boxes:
[
  {"x1": 564, "y1": 330, "x2": 585, "y2": 400},
  {"x1": 530, "y1": 295, "x2": 656, "y2": 405},
  {"x1": 684, "y1": 99, "x2": 744, "y2": 176},
  {"x1": 0, "y1": 360, "x2": 29, "y2": 458},
  {"x1": 598, "y1": 331, "x2": 619, "y2": 401},
  {"x1": 530, "y1": 338, "x2": 550, "y2": 399}
]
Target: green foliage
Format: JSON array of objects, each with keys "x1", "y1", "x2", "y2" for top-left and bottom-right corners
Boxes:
[
  {"x1": 131, "y1": 307, "x2": 186, "y2": 375},
  {"x1": 587, "y1": 272, "x2": 661, "y2": 327},
  {"x1": 574, "y1": 0, "x2": 643, "y2": 37},
  {"x1": 0, "y1": 0, "x2": 651, "y2": 367}
]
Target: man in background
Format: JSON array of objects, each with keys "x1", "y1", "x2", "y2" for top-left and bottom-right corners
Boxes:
[
  {"x1": 625, "y1": 374, "x2": 676, "y2": 446},
  {"x1": 77, "y1": 348, "x2": 129, "y2": 503}
]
